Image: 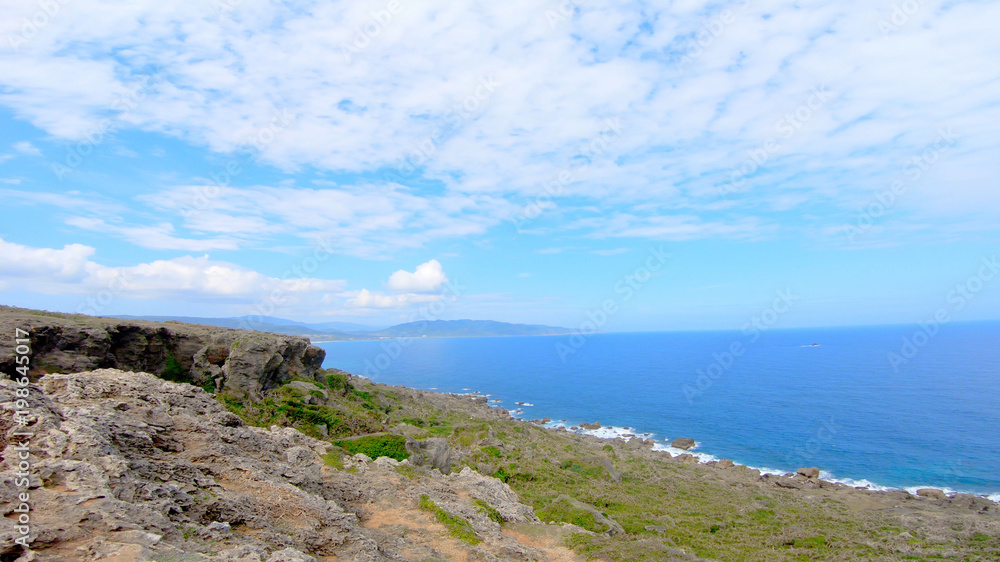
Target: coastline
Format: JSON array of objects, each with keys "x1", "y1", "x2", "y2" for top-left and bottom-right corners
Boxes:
[{"x1": 442, "y1": 386, "x2": 1000, "y2": 504}]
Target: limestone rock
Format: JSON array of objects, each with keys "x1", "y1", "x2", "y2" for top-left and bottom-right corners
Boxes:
[
  {"x1": 0, "y1": 369, "x2": 548, "y2": 561},
  {"x1": 448, "y1": 467, "x2": 539, "y2": 523},
  {"x1": 0, "y1": 306, "x2": 325, "y2": 400},
  {"x1": 797, "y1": 467, "x2": 820, "y2": 479},
  {"x1": 671, "y1": 437, "x2": 696, "y2": 450},
  {"x1": 405, "y1": 437, "x2": 453, "y2": 474},
  {"x1": 917, "y1": 488, "x2": 948, "y2": 500}
]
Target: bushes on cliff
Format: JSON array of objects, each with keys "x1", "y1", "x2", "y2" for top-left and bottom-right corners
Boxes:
[{"x1": 334, "y1": 435, "x2": 409, "y2": 462}]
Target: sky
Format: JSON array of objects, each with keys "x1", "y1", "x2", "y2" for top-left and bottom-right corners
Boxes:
[{"x1": 0, "y1": 0, "x2": 998, "y2": 332}]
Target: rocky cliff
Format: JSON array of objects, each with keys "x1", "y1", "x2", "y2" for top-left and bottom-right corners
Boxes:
[{"x1": 0, "y1": 306, "x2": 325, "y2": 399}]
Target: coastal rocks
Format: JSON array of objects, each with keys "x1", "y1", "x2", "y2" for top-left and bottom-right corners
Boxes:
[
  {"x1": 718, "y1": 459, "x2": 735, "y2": 468},
  {"x1": 0, "y1": 369, "x2": 375, "y2": 561},
  {"x1": 949, "y1": 493, "x2": 995, "y2": 512},
  {"x1": 221, "y1": 335, "x2": 325, "y2": 399},
  {"x1": 797, "y1": 467, "x2": 821, "y2": 480},
  {"x1": 0, "y1": 369, "x2": 555, "y2": 561},
  {"x1": 579, "y1": 421, "x2": 601, "y2": 430},
  {"x1": 405, "y1": 437, "x2": 453, "y2": 474},
  {"x1": 917, "y1": 488, "x2": 948, "y2": 500},
  {"x1": 671, "y1": 437, "x2": 696, "y2": 450}
]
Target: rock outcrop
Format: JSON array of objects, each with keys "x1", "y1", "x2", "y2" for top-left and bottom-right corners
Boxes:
[
  {"x1": 0, "y1": 307, "x2": 324, "y2": 399},
  {"x1": 0, "y1": 369, "x2": 570, "y2": 561},
  {"x1": 405, "y1": 437, "x2": 453, "y2": 474},
  {"x1": 671, "y1": 437, "x2": 696, "y2": 450}
]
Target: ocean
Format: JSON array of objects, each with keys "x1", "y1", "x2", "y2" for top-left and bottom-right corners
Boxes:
[{"x1": 316, "y1": 322, "x2": 1000, "y2": 500}]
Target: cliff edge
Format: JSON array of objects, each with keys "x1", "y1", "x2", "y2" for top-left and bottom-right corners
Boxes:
[{"x1": 0, "y1": 306, "x2": 325, "y2": 399}]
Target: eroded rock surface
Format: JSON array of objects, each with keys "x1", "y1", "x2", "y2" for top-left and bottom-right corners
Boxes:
[
  {"x1": 0, "y1": 370, "x2": 576, "y2": 561},
  {"x1": 0, "y1": 306, "x2": 324, "y2": 398}
]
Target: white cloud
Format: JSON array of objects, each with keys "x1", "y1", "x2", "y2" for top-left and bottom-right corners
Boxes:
[
  {"x1": 590, "y1": 248, "x2": 631, "y2": 256},
  {"x1": 386, "y1": 259, "x2": 448, "y2": 293},
  {"x1": 0, "y1": 0, "x2": 997, "y2": 246},
  {"x1": 343, "y1": 288, "x2": 441, "y2": 309},
  {"x1": 0, "y1": 238, "x2": 344, "y2": 303},
  {"x1": 0, "y1": 239, "x2": 95, "y2": 281},
  {"x1": 12, "y1": 141, "x2": 41, "y2": 156},
  {"x1": 66, "y1": 217, "x2": 239, "y2": 252}
]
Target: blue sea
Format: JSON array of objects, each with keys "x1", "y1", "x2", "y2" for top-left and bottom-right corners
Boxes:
[{"x1": 317, "y1": 322, "x2": 1000, "y2": 500}]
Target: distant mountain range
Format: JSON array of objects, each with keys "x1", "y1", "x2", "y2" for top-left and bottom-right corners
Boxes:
[
  {"x1": 375, "y1": 319, "x2": 570, "y2": 338},
  {"x1": 112, "y1": 315, "x2": 571, "y2": 340}
]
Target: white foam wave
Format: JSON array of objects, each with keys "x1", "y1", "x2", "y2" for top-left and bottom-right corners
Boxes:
[{"x1": 493, "y1": 397, "x2": 1000, "y2": 502}]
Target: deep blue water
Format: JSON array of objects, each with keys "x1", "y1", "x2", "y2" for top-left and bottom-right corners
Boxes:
[{"x1": 317, "y1": 322, "x2": 1000, "y2": 498}]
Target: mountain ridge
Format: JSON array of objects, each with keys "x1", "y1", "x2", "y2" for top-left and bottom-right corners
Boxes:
[{"x1": 112, "y1": 315, "x2": 571, "y2": 339}]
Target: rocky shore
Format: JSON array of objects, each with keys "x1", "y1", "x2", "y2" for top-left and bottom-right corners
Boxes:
[{"x1": 2, "y1": 307, "x2": 999, "y2": 560}]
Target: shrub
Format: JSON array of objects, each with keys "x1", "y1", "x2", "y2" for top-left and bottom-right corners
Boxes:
[
  {"x1": 334, "y1": 435, "x2": 409, "y2": 461},
  {"x1": 160, "y1": 351, "x2": 190, "y2": 383}
]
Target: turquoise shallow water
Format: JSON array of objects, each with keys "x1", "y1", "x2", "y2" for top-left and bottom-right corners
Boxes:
[{"x1": 317, "y1": 322, "x2": 1000, "y2": 498}]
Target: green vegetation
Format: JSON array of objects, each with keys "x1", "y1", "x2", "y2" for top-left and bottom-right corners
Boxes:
[
  {"x1": 419, "y1": 494, "x2": 481, "y2": 545},
  {"x1": 321, "y1": 451, "x2": 343, "y2": 470},
  {"x1": 208, "y1": 367, "x2": 1000, "y2": 561},
  {"x1": 474, "y1": 499, "x2": 504, "y2": 525},
  {"x1": 334, "y1": 435, "x2": 409, "y2": 462},
  {"x1": 160, "y1": 351, "x2": 191, "y2": 384},
  {"x1": 537, "y1": 497, "x2": 607, "y2": 533}
]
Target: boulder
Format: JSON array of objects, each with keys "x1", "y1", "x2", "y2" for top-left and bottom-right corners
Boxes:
[
  {"x1": 916, "y1": 488, "x2": 947, "y2": 500},
  {"x1": 579, "y1": 421, "x2": 601, "y2": 430},
  {"x1": 405, "y1": 437, "x2": 453, "y2": 474},
  {"x1": 671, "y1": 437, "x2": 696, "y2": 450},
  {"x1": 448, "y1": 467, "x2": 539, "y2": 523},
  {"x1": 797, "y1": 467, "x2": 820, "y2": 479},
  {"x1": 718, "y1": 459, "x2": 735, "y2": 468}
]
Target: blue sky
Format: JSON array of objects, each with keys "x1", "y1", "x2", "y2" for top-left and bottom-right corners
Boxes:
[{"x1": 1, "y1": 0, "x2": 999, "y2": 331}]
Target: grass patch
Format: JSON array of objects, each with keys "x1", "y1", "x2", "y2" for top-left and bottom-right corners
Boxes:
[
  {"x1": 321, "y1": 451, "x2": 343, "y2": 470},
  {"x1": 334, "y1": 435, "x2": 409, "y2": 461},
  {"x1": 419, "y1": 495, "x2": 481, "y2": 545},
  {"x1": 537, "y1": 497, "x2": 608, "y2": 533},
  {"x1": 474, "y1": 499, "x2": 504, "y2": 525}
]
